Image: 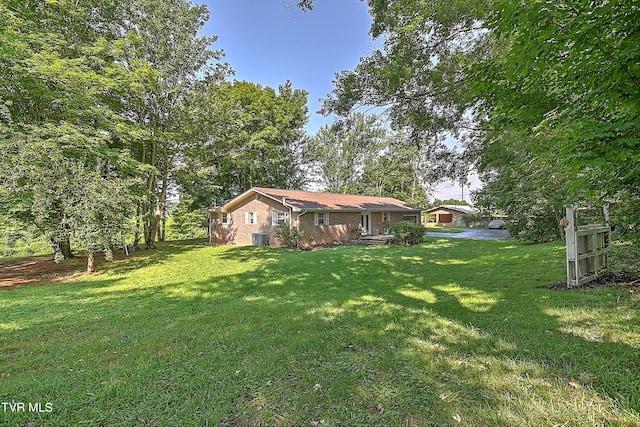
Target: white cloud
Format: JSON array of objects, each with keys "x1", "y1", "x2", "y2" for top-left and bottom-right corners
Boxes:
[{"x1": 433, "y1": 172, "x2": 482, "y2": 203}]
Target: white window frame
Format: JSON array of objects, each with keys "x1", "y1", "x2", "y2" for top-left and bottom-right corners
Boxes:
[
  {"x1": 245, "y1": 211, "x2": 257, "y2": 225},
  {"x1": 221, "y1": 212, "x2": 230, "y2": 225},
  {"x1": 382, "y1": 212, "x2": 390, "y2": 222},
  {"x1": 272, "y1": 211, "x2": 289, "y2": 226},
  {"x1": 314, "y1": 212, "x2": 329, "y2": 226},
  {"x1": 402, "y1": 214, "x2": 419, "y2": 224}
]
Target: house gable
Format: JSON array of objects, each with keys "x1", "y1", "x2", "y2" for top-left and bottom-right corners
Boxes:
[{"x1": 211, "y1": 191, "x2": 289, "y2": 246}]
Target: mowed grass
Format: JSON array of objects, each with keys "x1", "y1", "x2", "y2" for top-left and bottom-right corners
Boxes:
[
  {"x1": 424, "y1": 226, "x2": 466, "y2": 233},
  {"x1": 1, "y1": 239, "x2": 639, "y2": 426}
]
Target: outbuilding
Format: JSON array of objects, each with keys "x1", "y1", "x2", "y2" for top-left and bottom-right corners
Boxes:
[{"x1": 423, "y1": 205, "x2": 479, "y2": 226}]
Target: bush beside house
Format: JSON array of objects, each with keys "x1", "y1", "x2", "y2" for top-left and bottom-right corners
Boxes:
[{"x1": 390, "y1": 221, "x2": 425, "y2": 245}]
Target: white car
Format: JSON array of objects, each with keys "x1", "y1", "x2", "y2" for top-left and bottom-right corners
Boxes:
[{"x1": 488, "y1": 219, "x2": 507, "y2": 229}]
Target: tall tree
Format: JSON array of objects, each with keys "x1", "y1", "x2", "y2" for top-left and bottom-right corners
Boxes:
[
  {"x1": 474, "y1": 0, "x2": 640, "y2": 240},
  {"x1": 111, "y1": 0, "x2": 230, "y2": 248},
  {"x1": 301, "y1": 0, "x2": 640, "y2": 241},
  {"x1": 176, "y1": 80, "x2": 309, "y2": 205},
  {"x1": 5, "y1": 126, "x2": 140, "y2": 271},
  {"x1": 361, "y1": 137, "x2": 430, "y2": 206},
  {"x1": 305, "y1": 113, "x2": 385, "y2": 194},
  {"x1": 319, "y1": 0, "x2": 489, "y2": 183},
  {"x1": 0, "y1": 0, "x2": 142, "y2": 267},
  {"x1": 304, "y1": 113, "x2": 430, "y2": 204},
  {"x1": 1, "y1": 0, "x2": 240, "y2": 267}
]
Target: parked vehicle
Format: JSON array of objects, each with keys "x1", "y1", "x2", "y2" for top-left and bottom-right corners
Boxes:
[{"x1": 488, "y1": 219, "x2": 507, "y2": 229}]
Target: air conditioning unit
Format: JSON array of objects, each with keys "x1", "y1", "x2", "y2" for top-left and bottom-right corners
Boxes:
[{"x1": 252, "y1": 232, "x2": 269, "y2": 246}]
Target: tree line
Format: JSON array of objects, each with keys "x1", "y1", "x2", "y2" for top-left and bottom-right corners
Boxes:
[
  {"x1": 0, "y1": 0, "x2": 314, "y2": 271},
  {"x1": 4, "y1": 0, "x2": 637, "y2": 272},
  {"x1": 0, "y1": 0, "x2": 438, "y2": 271},
  {"x1": 300, "y1": 0, "x2": 640, "y2": 243}
]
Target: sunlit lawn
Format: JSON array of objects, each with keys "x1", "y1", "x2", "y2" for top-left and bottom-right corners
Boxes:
[
  {"x1": 424, "y1": 226, "x2": 466, "y2": 233},
  {"x1": 1, "y1": 239, "x2": 639, "y2": 426}
]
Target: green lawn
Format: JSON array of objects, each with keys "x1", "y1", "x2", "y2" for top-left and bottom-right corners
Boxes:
[
  {"x1": 424, "y1": 226, "x2": 466, "y2": 233},
  {"x1": 1, "y1": 239, "x2": 639, "y2": 426}
]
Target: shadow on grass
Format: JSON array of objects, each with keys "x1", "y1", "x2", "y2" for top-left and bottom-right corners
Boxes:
[{"x1": 1, "y1": 239, "x2": 638, "y2": 426}]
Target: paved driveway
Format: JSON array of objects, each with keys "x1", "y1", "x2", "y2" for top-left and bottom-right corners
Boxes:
[{"x1": 426, "y1": 228, "x2": 511, "y2": 240}]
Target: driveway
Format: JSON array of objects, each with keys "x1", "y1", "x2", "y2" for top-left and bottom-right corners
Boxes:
[{"x1": 426, "y1": 228, "x2": 511, "y2": 240}]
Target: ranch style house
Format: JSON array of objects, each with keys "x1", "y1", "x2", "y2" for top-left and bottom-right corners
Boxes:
[{"x1": 208, "y1": 187, "x2": 424, "y2": 247}]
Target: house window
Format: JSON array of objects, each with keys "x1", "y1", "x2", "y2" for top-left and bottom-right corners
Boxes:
[
  {"x1": 245, "y1": 212, "x2": 257, "y2": 225},
  {"x1": 272, "y1": 211, "x2": 289, "y2": 225},
  {"x1": 221, "y1": 213, "x2": 230, "y2": 224},
  {"x1": 314, "y1": 212, "x2": 329, "y2": 226},
  {"x1": 402, "y1": 215, "x2": 418, "y2": 224},
  {"x1": 382, "y1": 212, "x2": 390, "y2": 222}
]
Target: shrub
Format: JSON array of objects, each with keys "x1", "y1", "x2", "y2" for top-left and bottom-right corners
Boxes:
[
  {"x1": 273, "y1": 224, "x2": 305, "y2": 250},
  {"x1": 167, "y1": 199, "x2": 208, "y2": 240},
  {"x1": 505, "y1": 216, "x2": 560, "y2": 243},
  {"x1": 462, "y1": 213, "x2": 483, "y2": 228},
  {"x1": 389, "y1": 221, "x2": 426, "y2": 245}
]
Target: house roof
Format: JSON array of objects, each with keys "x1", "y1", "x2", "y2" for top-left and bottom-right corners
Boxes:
[
  {"x1": 222, "y1": 187, "x2": 424, "y2": 212},
  {"x1": 424, "y1": 204, "x2": 479, "y2": 215}
]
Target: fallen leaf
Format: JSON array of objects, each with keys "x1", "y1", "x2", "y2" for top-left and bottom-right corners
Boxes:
[{"x1": 569, "y1": 381, "x2": 582, "y2": 389}]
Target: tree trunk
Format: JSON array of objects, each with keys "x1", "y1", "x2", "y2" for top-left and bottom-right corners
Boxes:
[
  {"x1": 60, "y1": 238, "x2": 73, "y2": 259},
  {"x1": 52, "y1": 237, "x2": 74, "y2": 260},
  {"x1": 156, "y1": 151, "x2": 170, "y2": 243},
  {"x1": 554, "y1": 207, "x2": 566, "y2": 241},
  {"x1": 144, "y1": 140, "x2": 159, "y2": 249},
  {"x1": 87, "y1": 251, "x2": 95, "y2": 273},
  {"x1": 134, "y1": 205, "x2": 141, "y2": 248},
  {"x1": 144, "y1": 218, "x2": 157, "y2": 249}
]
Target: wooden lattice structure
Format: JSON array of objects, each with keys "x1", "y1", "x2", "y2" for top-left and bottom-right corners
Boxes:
[{"x1": 564, "y1": 205, "x2": 611, "y2": 288}]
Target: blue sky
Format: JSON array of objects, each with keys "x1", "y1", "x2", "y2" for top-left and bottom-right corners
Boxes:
[
  {"x1": 202, "y1": 0, "x2": 373, "y2": 134},
  {"x1": 200, "y1": 0, "x2": 478, "y2": 201}
]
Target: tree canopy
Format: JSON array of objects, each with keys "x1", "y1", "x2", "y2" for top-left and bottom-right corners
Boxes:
[
  {"x1": 176, "y1": 80, "x2": 309, "y2": 206},
  {"x1": 301, "y1": 0, "x2": 640, "y2": 242},
  {"x1": 305, "y1": 113, "x2": 430, "y2": 206},
  {"x1": 0, "y1": 0, "x2": 309, "y2": 267}
]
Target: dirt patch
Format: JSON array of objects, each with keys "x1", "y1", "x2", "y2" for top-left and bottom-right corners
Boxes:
[
  {"x1": 546, "y1": 271, "x2": 640, "y2": 292},
  {"x1": 0, "y1": 252, "x2": 126, "y2": 289}
]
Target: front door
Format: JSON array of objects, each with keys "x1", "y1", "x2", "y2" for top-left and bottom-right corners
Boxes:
[{"x1": 361, "y1": 213, "x2": 370, "y2": 235}]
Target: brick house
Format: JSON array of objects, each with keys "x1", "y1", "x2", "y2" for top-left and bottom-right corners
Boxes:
[{"x1": 209, "y1": 187, "x2": 424, "y2": 247}]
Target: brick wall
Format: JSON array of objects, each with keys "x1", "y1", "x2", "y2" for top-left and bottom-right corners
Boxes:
[
  {"x1": 297, "y1": 211, "x2": 362, "y2": 245},
  {"x1": 212, "y1": 202, "x2": 423, "y2": 247},
  {"x1": 212, "y1": 196, "x2": 289, "y2": 246}
]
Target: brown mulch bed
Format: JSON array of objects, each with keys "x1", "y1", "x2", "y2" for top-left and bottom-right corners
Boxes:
[{"x1": 546, "y1": 271, "x2": 640, "y2": 292}]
